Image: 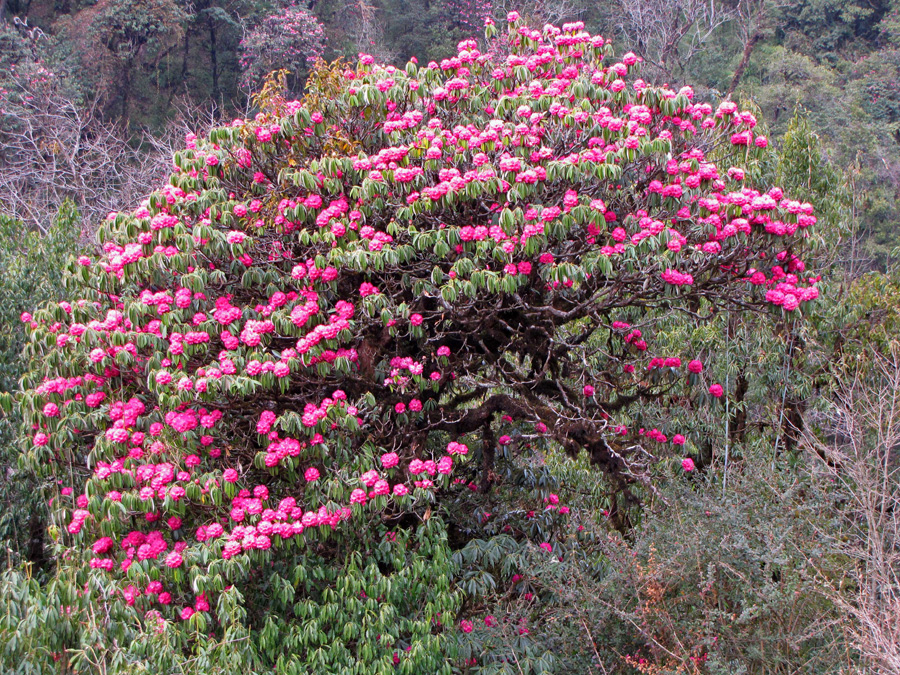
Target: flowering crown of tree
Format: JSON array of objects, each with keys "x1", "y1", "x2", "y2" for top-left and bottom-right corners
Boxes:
[{"x1": 16, "y1": 13, "x2": 817, "y2": 670}]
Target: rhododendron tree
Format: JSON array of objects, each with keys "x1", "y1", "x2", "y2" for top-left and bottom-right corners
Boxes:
[
  {"x1": 14, "y1": 14, "x2": 819, "y2": 672},
  {"x1": 238, "y1": 5, "x2": 327, "y2": 93}
]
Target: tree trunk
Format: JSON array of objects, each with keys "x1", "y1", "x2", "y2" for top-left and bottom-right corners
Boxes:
[
  {"x1": 207, "y1": 15, "x2": 219, "y2": 104},
  {"x1": 778, "y1": 326, "x2": 807, "y2": 454},
  {"x1": 729, "y1": 370, "x2": 748, "y2": 444},
  {"x1": 121, "y1": 59, "x2": 132, "y2": 129},
  {"x1": 179, "y1": 28, "x2": 191, "y2": 93},
  {"x1": 782, "y1": 398, "x2": 805, "y2": 454},
  {"x1": 26, "y1": 511, "x2": 46, "y2": 568},
  {"x1": 607, "y1": 488, "x2": 634, "y2": 537},
  {"x1": 727, "y1": 32, "x2": 761, "y2": 97},
  {"x1": 698, "y1": 438, "x2": 713, "y2": 469},
  {"x1": 480, "y1": 419, "x2": 495, "y2": 493}
]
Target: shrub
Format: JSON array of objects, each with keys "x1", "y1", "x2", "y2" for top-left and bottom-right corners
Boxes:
[{"x1": 0, "y1": 203, "x2": 81, "y2": 564}]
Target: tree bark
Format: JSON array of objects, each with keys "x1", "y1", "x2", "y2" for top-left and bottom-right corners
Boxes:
[
  {"x1": 778, "y1": 326, "x2": 806, "y2": 454},
  {"x1": 480, "y1": 418, "x2": 495, "y2": 493},
  {"x1": 729, "y1": 370, "x2": 749, "y2": 444},
  {"x1": 782, "y1": 398, "x2": 805, "y2": 454},
  {"x1": 26, "y1": 511, "x2": 46, "y2": 568},
  {"x1": 727, "y1": 31, "x2": 761, "y2": 96},
  {"x1": 207, "y1": 15, "x2": 219, "y2": 104},
  {"x1": 179, "y1": 27, "x2": 191, "y2": 93},
  {"x1": 120, "y1": 59, "x2": 132, "y2": 129}
]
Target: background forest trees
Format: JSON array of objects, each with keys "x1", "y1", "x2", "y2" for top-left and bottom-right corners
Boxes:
[{"x1": 2, "y1": 0, "x2": 899, "y2": 264}]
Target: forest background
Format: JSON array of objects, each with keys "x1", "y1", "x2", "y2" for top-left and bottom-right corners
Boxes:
[{"x1": 2, "y1": 0, "x2": 899, "y2": 265}]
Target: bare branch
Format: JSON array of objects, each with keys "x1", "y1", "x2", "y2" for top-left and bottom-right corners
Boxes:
[{"x1": 803, "y1": 346, "x2": 900, "y2": 674}]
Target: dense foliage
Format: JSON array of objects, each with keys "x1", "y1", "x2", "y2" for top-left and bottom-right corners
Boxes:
[{"x1": 0, "y1": 204, "x2": 81, "y2": 566}]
